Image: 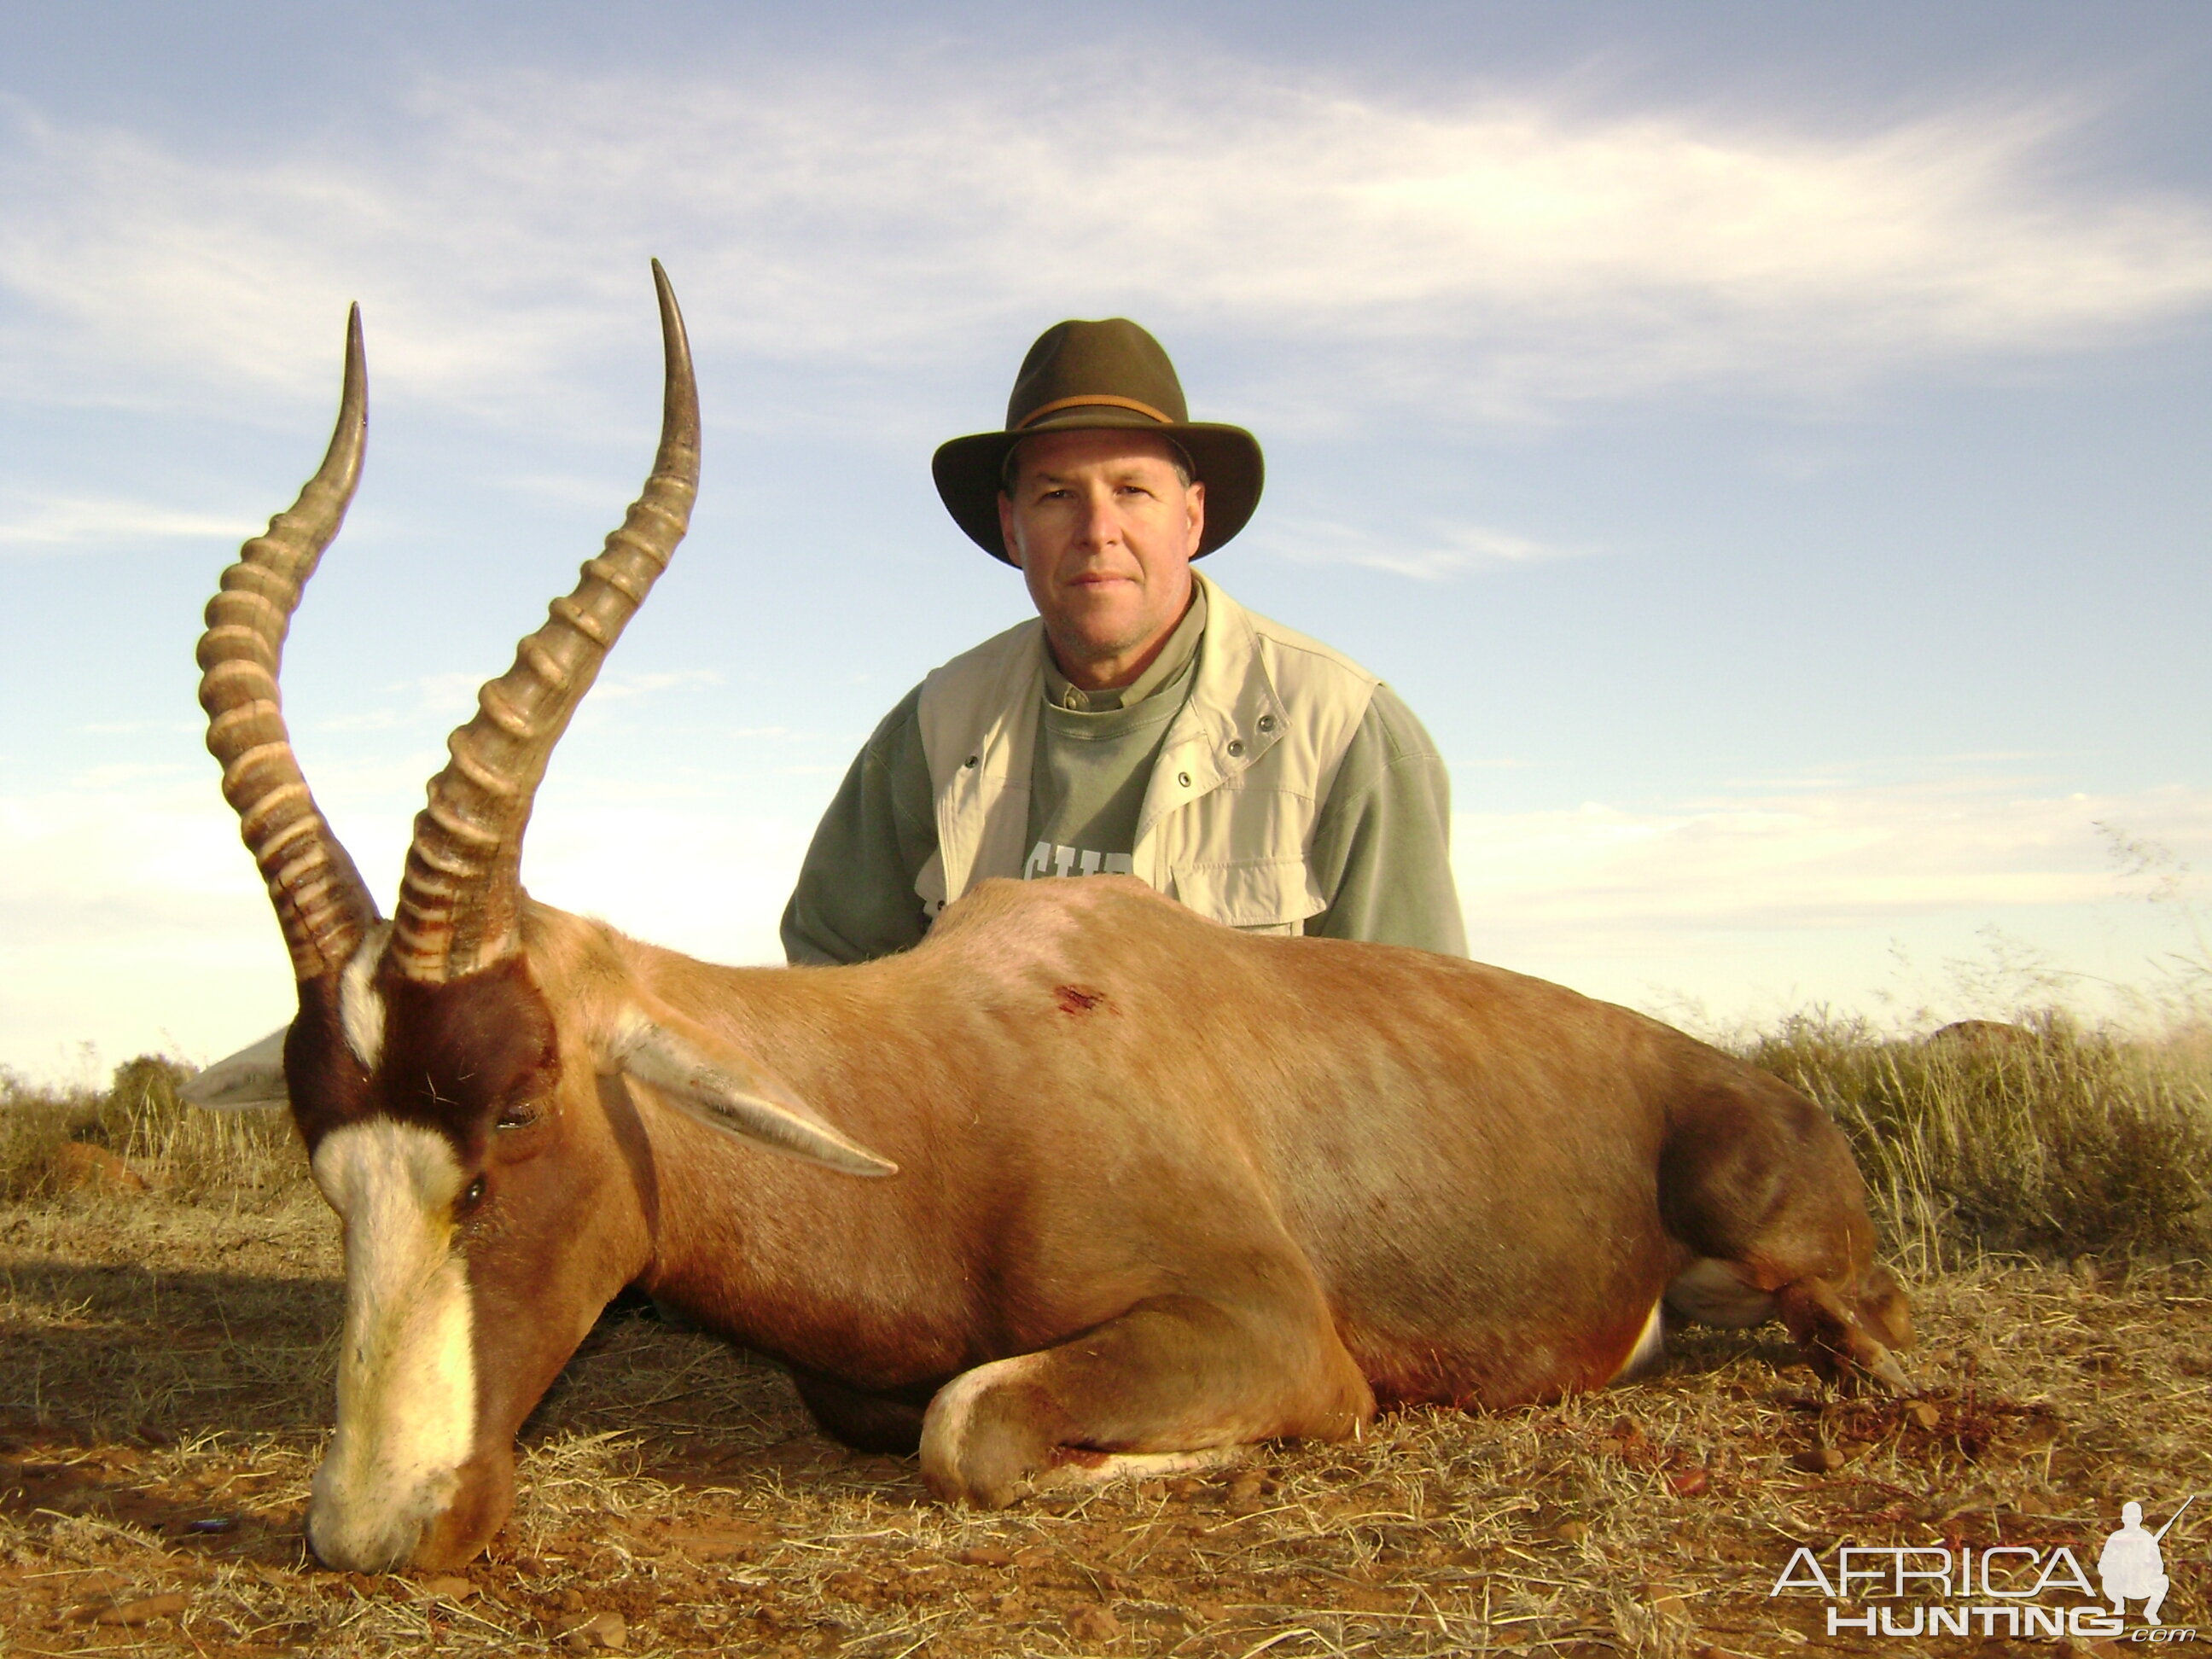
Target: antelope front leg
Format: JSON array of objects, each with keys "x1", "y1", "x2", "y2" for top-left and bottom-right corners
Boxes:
[{"x1": 919, "y1": 1293, "x2": 1374, "y2": 1507}]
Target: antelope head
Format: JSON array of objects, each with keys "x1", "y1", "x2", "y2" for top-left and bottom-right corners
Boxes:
[{"x1": 196, "y1": 265, "x2": 891, "y2": 1573}]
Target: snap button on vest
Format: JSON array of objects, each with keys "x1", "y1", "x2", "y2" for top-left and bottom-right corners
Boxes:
[
  {"x1": 1258, "y1": 714, "x2": 1277, "y2": 732},
  {"x1": 1227, "y1": 738, "x2": 1244, "y2": 757},
  {"x1": 963, "y1": 754, "x2": 979, "y2": 769},
  {"x1": 1178, "y1": 771, "x2": 1192, "y2": 788}
]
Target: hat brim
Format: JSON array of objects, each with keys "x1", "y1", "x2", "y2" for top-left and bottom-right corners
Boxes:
[{"x1": 933, "y1": 416, "x2": 1264, "y2": 565}]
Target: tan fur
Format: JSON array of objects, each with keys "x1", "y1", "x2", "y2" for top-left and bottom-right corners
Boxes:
[
  {"x1": 334, "y1": 879, "x2": 1893, "y2": 1536},
  {"x1": 283, "y1": 874, "x2": 1911, "y2": 1569}
]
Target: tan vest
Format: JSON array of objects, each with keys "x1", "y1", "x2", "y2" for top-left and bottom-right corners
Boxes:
[{"x1": 914, "y1": 573, "x2": 1379, "y2": 934}]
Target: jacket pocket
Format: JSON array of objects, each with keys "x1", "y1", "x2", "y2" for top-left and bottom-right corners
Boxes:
[{"x1": 1170, "y1": 858, "x2": 1327, "y2": 934}]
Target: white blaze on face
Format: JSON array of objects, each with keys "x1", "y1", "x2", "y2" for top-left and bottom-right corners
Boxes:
[
  {"x1": 338, "y1": 926, "x2": 390, "y2": 1070},
  {"x1": 306, "y1": 1118, "x2": 476, "y2": 1572}
]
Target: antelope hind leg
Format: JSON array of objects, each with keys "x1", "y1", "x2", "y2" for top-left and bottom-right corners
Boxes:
[
  {"x1": 1660, "y1": 1072, "x2": 1915, "y2": 1394},
  {"x1": 1776, "y1": 1271, "x2": 1915, "y2": 1394},
  {"x1": 1668, "y1": 1255, "x2": 1913, "y2": 1393},
  {"x1": 918, "y1": 1292, "x2": 1373, "y2": 1508}
]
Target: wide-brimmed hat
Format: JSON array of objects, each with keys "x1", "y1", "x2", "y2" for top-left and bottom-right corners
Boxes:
[{"x1": 933, "y1": 317, "x2": 1264, "y2": 564}]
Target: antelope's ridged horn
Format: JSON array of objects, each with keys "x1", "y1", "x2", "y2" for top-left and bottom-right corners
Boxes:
[
  {"x1": 196, "y1": 306, "x2": 381, "y2": 982},
  {"x1": 387, "y1": 260, "x2": 700, "y2": 984}
]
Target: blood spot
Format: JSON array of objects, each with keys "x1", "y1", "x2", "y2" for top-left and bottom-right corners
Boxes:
[{"x1": 1054, "y1": 984, "x2": 1109, "y2": 1015}]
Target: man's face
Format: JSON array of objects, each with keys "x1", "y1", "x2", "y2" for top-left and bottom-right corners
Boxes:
[{"x1": 998, "y1": 429, "x2": 1204, "y2": 686}]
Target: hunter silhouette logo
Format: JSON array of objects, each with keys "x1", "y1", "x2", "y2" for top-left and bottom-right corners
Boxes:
[{"x1": 2101, "y1": 1497, "x2": 2192, "y2": 1627}]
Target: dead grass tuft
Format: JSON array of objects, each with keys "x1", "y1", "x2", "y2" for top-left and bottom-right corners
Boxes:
[
  {"x1": 1747, "y1": 1012, "x2": 2212, "y2": 1267},
  {"x1": 2, "y1": 1057, "x2": 304, "y2": 1205}
]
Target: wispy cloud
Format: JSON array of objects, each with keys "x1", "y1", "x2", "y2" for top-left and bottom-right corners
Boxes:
[
  {"x1": 2, "y1": 60, "x2": 2208, "y2": 428},
  {"x1": 591, "y1": 668, "x2": 724, "y2": 701},
  {"x1": 1262, "y1": 520, "x2": 1583, "y2": 579},
  {"x1": 1452, "y1": 778, "x2": 2212, "y2": 943},
  {"x1": 0, "y1": 491, "x2": 250, "y2": 550},
  {"x1": 311, "y1": 667, "x2": 733, "y2": 742}
]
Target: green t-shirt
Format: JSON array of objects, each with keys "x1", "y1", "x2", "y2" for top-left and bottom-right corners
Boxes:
[
  {"x1": 1021, "y1": 591, "x2": 1206, "y2": 882},
  {"x1": 1022, "y1": 680, "x2": 1185, "y2": 881}
]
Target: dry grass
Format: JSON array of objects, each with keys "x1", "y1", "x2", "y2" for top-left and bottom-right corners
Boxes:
[
  {"x1": 0, "y1": 1058, "x2": 300, "y2": 1206},
  {"x1": 1, "y1": 1028, "x2": 2208, "y2": 1655},
  {"x1": 1747, "y1": 1015, "x2": 2212, "y2": 1269},
  {"x1": 2, "y1": 1200, "x2": 2205, "y2": 1657}
]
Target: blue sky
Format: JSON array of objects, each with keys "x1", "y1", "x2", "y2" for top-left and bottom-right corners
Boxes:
[{"x1": 3, "y1": 3, "x2": 2209, "y2": 1079}]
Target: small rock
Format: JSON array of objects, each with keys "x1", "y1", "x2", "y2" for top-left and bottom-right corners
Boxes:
[
  {"x1": 1066, "y1": 1604, "x2": 1121, "y2": 1643},
  {"x1": 1793, "y1": 1447, "x2": 1846, "y2": 1474},
  {"x1": 1907, "y1": 1401, "x2": 1941, "y2": 1430},
  {"x1": 412, "y1": 1575, "x2": 475, "y2": 1601},
  {"x1": 1667, "y1": 1466, "x2": 1709, "y2": 1497},
  {"x1": 563, "y1": 1610, "x2": 627, "y2": 1651},
  {"x1": 96, "y1": 1592, "x2": 189, "y2": 1626},
  {"x1": 1551, "y1": 1519, "x2": 1590, "y2": 1544}
]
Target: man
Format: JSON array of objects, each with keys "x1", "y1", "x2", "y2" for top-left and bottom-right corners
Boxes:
[{"x1": 781, "y1": 317, "x2": 1464, "y2": 963}]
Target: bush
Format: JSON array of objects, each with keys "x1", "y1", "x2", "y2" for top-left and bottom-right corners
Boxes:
[
  {"x1": 0, "y1": 1054, "x2": 305, "y2": 1203},
  {"x1": 1747, "y1": 1012, "x2": 2212, "y2": 1268}
]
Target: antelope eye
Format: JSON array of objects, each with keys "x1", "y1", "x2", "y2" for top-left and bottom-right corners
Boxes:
[
  {"x1": 463, "y1": 1176, "x2": 486, "y2": 1208},
  {"x1": 496, "y1": 1102, "x2": 540, "y2": 1131}
]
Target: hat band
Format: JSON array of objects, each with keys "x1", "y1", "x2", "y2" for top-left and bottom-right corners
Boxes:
[{"x1": 1015, "y1": 393, "x2": 1174, "y2": 430}]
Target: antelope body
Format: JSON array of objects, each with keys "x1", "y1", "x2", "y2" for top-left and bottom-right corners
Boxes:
[{"x1": 195, "y1": 266, "x2": 1910, "y2": 1575}]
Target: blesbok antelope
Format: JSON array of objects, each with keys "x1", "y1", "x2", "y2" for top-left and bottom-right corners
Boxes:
[{"x1": 193, "y1": 263, "x2": 1911, "y2": 1575}]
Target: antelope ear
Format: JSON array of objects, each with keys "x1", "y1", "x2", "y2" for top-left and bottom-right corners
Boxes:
[
  {"x1": 181, "y1": 1026, "x2": 292, "y2": 1110},
  {"x1": 610, "y1": 1010, "x2": 897, "y2": 1179}
]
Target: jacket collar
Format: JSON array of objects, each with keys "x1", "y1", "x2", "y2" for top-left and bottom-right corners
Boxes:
[{"x1": 1132, "y1": 571, "x2": 1286, "y2": 842}]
